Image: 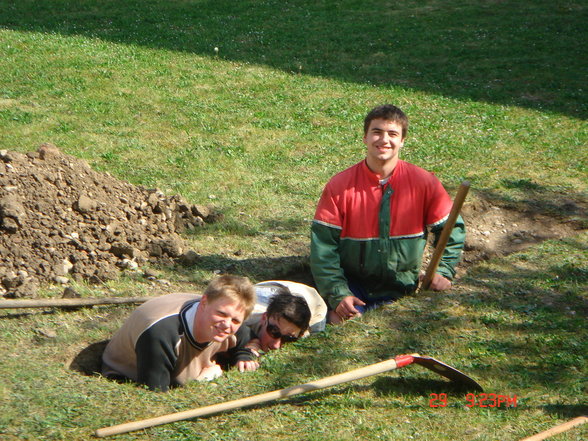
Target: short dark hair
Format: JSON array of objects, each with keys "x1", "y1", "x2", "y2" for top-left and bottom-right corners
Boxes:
[
  {"x1": 363, "y1": 104, "x2": 408, "y2": 138},
  {"x1": 266, "y1": 290, "x2": 311, "y2": 334}
]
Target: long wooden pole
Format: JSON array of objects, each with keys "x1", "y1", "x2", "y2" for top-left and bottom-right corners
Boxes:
[
  {"x1": 420, "y1": 180, "x2": 470, "y2": 291},
  {"x1": 95, "y1": 355, "x2": 415, "y2": 437},
  {"x1": 519, "y1": 416, "x2": 587, "y2": 441},
  {"x1": 0, "y1": 296, "x2": 152, "y2": 309}
]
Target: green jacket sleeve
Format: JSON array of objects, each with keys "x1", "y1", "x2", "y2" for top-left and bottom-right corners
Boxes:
[
  {"x1": 310, "y1": 221, "x2": 354, "y2": 309},
  {"x1": 431, "y1": 214, "x2": 466, "y2": 280}
]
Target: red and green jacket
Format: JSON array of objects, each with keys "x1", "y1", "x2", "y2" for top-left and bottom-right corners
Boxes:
[{"x1": 310, "y1": 159, "x2": 465, "y2": 309}]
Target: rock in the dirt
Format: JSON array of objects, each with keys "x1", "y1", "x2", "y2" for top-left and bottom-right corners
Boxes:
[
  {"x1": 109, "y1": 242, "x2": 136, "y2": 258},
  {"x1": 179, "y1": 250, "x2": 200, "y2": 266},
  {"x1": 37, "y1": 143, "x2": 61, "y2": 159},
  {"x1": 53, "y1": 259, "x2": 74, "y2": 277},
  {"x1": 62, "y1": 287, "x2": 81, "y2": 298},
  {"x1": 75, "y1": 194, "x2": 97, "y2": 213},
  {"x1": 148, "y1": 237, "x2": 184, "y2": 258},
  {"x1": 0, "y1": 194, "x2": 27, "y2": 232},
  {"x1": 1, "y1": 272, "x2": 39, "y2": 298},
  {"x1": 54, "y1": 276, "x2": 70, "y2": 285}
]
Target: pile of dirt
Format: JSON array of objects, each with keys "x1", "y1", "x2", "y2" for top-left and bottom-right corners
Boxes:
[{"x1": 0, "y1": 144, "x2": 216, "y2": 298}]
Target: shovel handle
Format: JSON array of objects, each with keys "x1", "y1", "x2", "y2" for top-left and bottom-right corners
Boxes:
[
  {"x1": 421, "y1": 181, "x2": 470, "y2": 291},
  {"x1": 0, "y1": 297, "x2": 152, "y2": 309},
  {"x1": 519, "y1": 416, "x2": 587, "y2": 441},
  {"x1": 95, "y1": 355, "x2": 415, "y2": 437}
]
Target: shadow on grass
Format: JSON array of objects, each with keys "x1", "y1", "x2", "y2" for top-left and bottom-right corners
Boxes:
[
  {"x1": 279, "y1": 378, "x2": 460, "y2": 405},
  {"x1": 70, "y1": 339, "x2": 109, "y2": 376},
  {"x1": 185, "y1": 253, "x2": 315, "y2": 285},
  {"x1": 476, "y1": 181, "x2": 588, "y2": 227},
  {"x1": 541, "y1": 404, "x2": 588, "y2": 420},
  {"x1": 1, "y1": 0, "x2": 586, "y2": 118},
  {"x1": 372, "y1": 376, "x2": 476, "y2": 396}
]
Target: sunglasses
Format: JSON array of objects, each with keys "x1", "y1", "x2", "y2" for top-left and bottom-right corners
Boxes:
[{"x1": 266, "y1": 321, "x2": 299, "y2": 343}]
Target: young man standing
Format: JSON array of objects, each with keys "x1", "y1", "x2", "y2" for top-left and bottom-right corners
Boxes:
[
  {"x1": 310, "y1": 104, "x2": 466, "y2": 324},
  {"x1": 102, "y1": 275, "x2": 258, "y2": 391}
]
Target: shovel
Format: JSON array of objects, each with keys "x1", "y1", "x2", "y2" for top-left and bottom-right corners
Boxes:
[{"x1": 95, "y1": 353, "x2": 482, "y2": 437}]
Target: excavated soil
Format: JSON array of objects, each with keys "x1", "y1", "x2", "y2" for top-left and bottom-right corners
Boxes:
[
  {"x1": 1, "y1": 145, "x2": 586, "y2": 298},
  {"x1": 0, "y1": 145, "x2": 216, "y2": 298}
]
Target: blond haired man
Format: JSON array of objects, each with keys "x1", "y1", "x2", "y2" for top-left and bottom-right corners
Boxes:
[{"x1": 102, "y1": 275, "x2": 258, "y2": 391}]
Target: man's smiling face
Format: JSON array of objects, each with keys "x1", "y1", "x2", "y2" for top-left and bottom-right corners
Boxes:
[
  {"x1": 363, "y1": 118, "x2": 405, "y2": 171},
  {"x1": 198, "y1": 295, "x2": 246, "y2": 343}
]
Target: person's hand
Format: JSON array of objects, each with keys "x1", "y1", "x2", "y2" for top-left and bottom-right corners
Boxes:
[
  {"x1": 334, "y1": 296, "x2": 366, "y2": 322},
  {"x1": 197, "y1": 363, "x2": 223, "y2": 381},
  {"x1": 236, "y1": 359, "x2": 260, "y2": 372},
  {"x1": 428, "y1": 273, "x2": 452, "y2": 291}
]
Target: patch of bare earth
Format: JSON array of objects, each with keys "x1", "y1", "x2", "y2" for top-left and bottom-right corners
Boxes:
[{"x1": 458, "y1": 195, "x2": 586, "y2": 277}]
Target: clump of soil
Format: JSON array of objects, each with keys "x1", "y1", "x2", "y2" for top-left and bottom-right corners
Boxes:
[{"x1": 0, "y1": 144, "x2": 215, "y2": 298}]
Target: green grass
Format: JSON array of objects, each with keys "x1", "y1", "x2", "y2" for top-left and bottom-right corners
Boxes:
[{"x1": 1, "y1": 0, "x2": 587, "y2": 440}]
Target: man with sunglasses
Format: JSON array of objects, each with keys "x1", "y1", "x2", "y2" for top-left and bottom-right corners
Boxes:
[{"x1": 244, "y1": 281, "x2": 323, "y2": 354}]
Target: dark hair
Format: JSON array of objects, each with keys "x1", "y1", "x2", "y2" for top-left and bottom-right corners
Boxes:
[
  {"x1": 363, "y1": 104, "x2": 408, "y2": 138},
  {"x1": 266, "y1": 291, "x2": 311, "y2": 334}
]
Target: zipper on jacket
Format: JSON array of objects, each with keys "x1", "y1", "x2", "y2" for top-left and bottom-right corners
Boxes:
[
  {"x1": 379, "y1": 184, "x2": 393, "y2": 239},
  {"x1": 359, "y1": 241, "x2": 366, "y2": 275},
  {"x1": 379, "y1": 184, "x2": 393, "y2": 276}
]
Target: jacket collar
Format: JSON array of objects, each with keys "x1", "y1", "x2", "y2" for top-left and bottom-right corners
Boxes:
[
  {"x1": 361, "y1": 159, "x2": 403, "y2": 184},
  {"x1": 179, "y1": 300, "x2": 212, "y2": 350}
]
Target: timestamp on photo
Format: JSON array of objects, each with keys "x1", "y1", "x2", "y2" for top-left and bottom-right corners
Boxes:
[{"x1": 429, "y1": 393, "x2": 518, "y2": 408}]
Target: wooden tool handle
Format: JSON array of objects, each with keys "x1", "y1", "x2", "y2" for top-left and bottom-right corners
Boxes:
[
  {"x1": 421, "y1": 180, "x2": 470, "y2": 291},
  {"x1": 95, "y1": 355, "x2": 415, "y2": 437},
  {"x1": 0, "y1": 297, "x2": 152, "y2": 309},
  {"x1": 519, "y1": 416, "x2": 587, "y2": 441}
]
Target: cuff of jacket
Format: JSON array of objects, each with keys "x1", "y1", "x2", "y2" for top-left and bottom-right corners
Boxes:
[
  {"x1": 327, "y1": 284, "x2": 355, "y2": 310},
  {"x1": 436, "y1": 263, "x2": 456, "y2": 280},
  {"x1": 232, "y1": 347, "x2": 257, "y2": 364}
]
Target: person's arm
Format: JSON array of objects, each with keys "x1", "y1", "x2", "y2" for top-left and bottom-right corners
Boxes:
[
  {"x1": 310, "y1": 221, "x2": 354, "y2": 310},
  {"x1": 430, "y1": 214, "x2": 466, "y2": 282},
  {"x1": 135, "y1": 318, "x2": 180, "y2": 392},
  {"x1": 225, "y1": 325, "x2": 259, "y2": 372}
]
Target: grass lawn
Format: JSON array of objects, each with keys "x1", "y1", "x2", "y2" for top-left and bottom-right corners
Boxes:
[{"x1": 1, "y1": 0, "x2": 587, "y2": 440}]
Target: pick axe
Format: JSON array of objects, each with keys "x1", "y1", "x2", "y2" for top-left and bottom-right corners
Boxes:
[
  {"x1": 420, "y1": 181, "x2": 470, "y2": 291},
  {"x1": 95, "y1": 353, "x2": 482, "y2": 437}
]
